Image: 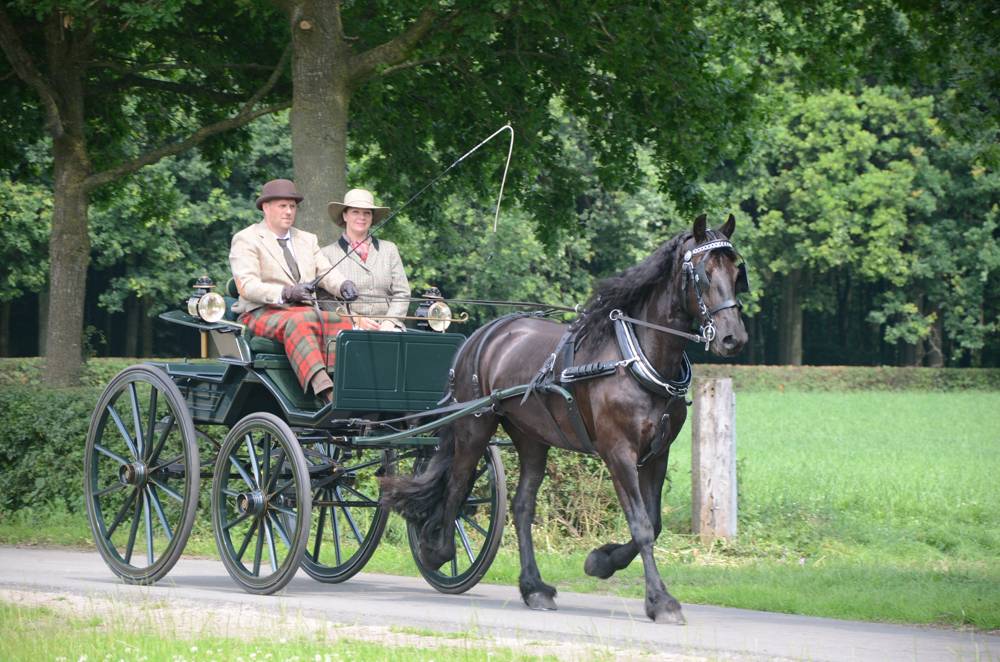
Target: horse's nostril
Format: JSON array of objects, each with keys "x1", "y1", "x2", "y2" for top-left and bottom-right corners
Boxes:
[{"x1": 723, "y1": 335, "x2": 736, "y2": 349}]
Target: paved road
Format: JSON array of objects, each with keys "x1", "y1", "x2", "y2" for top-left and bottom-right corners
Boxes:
[{"x1": 0, "y1": 547, "x2": 995, "y2": 661}]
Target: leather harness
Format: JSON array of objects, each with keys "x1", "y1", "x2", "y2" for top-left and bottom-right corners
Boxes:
[{"x1": 449, "y1": 234, "x2": 747, "y2": 467}]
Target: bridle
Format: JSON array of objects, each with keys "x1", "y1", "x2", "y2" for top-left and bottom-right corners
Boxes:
[
  {"x1": 680, "y1": 232, "x2": 749, "y2": 347},
  {"x1": 611, "y1": 232, "x2": 750, "y2": 351}
]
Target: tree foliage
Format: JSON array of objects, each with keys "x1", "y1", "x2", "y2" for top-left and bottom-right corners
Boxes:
[{"x1": 706, "y1": 84, "x2": 1000, "y2": 365}]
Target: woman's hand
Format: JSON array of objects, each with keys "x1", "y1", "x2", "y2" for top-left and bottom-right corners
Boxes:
[{"x1": 354, "y1": 316, "x2": 381, "y2": 331}]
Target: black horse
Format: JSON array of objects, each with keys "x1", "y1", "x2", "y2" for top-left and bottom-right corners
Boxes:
[{"x1": 382, "y1": 214, "x2": 749, "y2": 624}]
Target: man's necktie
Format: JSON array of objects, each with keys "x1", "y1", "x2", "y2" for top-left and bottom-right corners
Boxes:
[{"x1": 276, "y1": 238, "x2": 301, "y2": 282}]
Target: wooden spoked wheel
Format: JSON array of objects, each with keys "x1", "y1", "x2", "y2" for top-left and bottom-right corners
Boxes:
[
  {"x1": 84, "y1": 365, "x2": 200, "y2": 584},
  {"x1": 211, "y1": 413, "x2": 311, "y2": 594},
  {"x1": 407, "y1": 445, "x2": 507, "y2": 594}
]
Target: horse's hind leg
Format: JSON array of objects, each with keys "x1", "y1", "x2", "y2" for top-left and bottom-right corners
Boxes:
[
  {"x1": 508, "y1": 433, "x2": 556, "y2": 610},
  {"x1": 421, "y1": 414, "x2": 498, "y2": 569},
  {"x1": 603, "y1": 448, "x2": 684, "y2": 624},
  {"x1": 584, "y1": 453, "x2": 669, "y2": 579}
]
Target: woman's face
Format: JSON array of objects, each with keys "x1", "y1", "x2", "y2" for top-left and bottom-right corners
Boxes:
[{"x1": 343, "y1": 207, "x2": 373, "y2": 236}]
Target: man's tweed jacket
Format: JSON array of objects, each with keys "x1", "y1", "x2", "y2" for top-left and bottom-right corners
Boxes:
[
  {"x1": 229, "y1": 221, "x2": 347, "y2": 314},
  {"x1": 321, "y1": 235, "x2": 411, "y2": 330}
]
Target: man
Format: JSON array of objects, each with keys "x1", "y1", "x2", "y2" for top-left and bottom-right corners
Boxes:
[
  {"x1": 230, "y1": 179, "x2": 358, "y2": 403},
  {"x1": 322, "y1": 188, "x2": 411, "y2": 331}
]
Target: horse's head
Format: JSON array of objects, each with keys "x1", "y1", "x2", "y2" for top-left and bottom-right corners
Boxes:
[{"x1": 679, "y1": 214, "x2": 749, "y2": 357}]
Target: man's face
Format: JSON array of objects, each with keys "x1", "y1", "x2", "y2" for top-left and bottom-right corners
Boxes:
[
  {"x1": 262, "y1": 199, "x2": 298, "y2": 235},
  {"x1": 343, "y1": 207, "x2": 373, "y2": 235}
]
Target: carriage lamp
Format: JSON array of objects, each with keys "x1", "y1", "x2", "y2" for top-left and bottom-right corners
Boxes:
[
  {"x1": 187, "y1": 275, "x2": 227, "y2": 324},
  {"x1": 415, "y1": 287, "x2": 452, "y2": 332}
]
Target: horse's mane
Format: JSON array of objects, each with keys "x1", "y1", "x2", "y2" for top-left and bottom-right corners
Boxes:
[{"x1": 573, "y1": 231, "x2": 690, "y2": 344}]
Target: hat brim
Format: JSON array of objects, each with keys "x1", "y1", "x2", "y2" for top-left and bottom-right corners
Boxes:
[
  {"x1": 327, "y1": 202, "x2": 391, "y2": 226},
  {"x1": 256, "y1": 193, "x2": 304, "y2": 210}
]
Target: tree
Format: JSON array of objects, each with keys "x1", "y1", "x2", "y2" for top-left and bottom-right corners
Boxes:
[
  {"x1": 0, "y1": 0, "x2": 290, "y2": 385},
  {"x1": 271, "y1": 1, "x2": 767, "y2": 245},
  {"x1": 0, "y1": 180, "x2": 50, "y2": 356},
  {"x1": 707, "y1": 86, "x2": 945, "y2": 364}
]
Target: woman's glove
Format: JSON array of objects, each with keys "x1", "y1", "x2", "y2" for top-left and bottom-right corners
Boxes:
[{"x1": 340, "y1": 280, "x2": 359, "y2": 301}]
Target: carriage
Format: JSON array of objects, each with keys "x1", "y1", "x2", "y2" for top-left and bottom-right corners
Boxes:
[
  {"x1": 83, "y1": 281, "x2": 517, "y2": 595},
  {"x1": 85, "y1": 213, "x2": 749, "y2": 624}
]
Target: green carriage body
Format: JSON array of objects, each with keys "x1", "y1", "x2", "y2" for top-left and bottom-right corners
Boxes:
[{"x1": 154, "y1": 309, "x2": 465, "y2": 427}]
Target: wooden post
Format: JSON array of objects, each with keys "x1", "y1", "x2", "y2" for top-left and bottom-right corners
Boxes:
[{"x1": 691, "y1": 378, "x2": 737, "y2": 542}]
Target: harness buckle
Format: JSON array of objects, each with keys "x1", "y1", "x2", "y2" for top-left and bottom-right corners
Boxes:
[{"x1": 701, "y1": 321, "x2": 716, "y2": 350}]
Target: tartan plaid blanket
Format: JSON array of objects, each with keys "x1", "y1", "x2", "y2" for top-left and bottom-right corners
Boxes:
[{"x1": 240, "y1": 306, "x2": 353, "y2": 394}]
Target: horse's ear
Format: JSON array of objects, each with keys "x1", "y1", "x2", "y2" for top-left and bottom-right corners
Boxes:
[
  {"x1": 693, "y1": 214, "x2": 707, "y2": 243},
  {"x1": 719, "y1": 214, "x2": 735, "y2": 238}
]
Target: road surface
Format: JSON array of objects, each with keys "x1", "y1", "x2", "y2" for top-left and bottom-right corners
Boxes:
[{"x1": 0, "y1": 547, "x2": 995, "y2": 661}]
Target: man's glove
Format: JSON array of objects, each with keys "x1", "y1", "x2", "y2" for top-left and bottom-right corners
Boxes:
[
  {"x1": 282, "y1": 283, "x2": 314, "y2": 303},
  {"x1": 340, "y1": 280, "x2": 359, "y2": 302}
]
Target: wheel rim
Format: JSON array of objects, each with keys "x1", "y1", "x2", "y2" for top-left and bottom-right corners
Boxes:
[
  {"x1": 297, "y1": 443, "x2": 391, "y2": 582},
  {"x1": 212, "y1": 414, "x2": 310, "y2": 594},
  {"x1": 408, "y1": 446, "x2": 506, "y2": 593},
  {"x1": 85, "y1": 366, "x2": 199, "y2": 583}
]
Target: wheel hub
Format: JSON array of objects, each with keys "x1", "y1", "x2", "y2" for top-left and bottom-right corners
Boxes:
[
  {"x1": 236, "y1": 491, "x2": 266, "y2": 516},
  {"x1": 118, "y1": 462, "x2": 148, "y2": 486}
]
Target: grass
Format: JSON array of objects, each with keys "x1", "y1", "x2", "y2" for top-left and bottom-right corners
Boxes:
[
  {"x1": 0, "y1": 600, "x2": 559, "y2": 661},
  {"x1": 2, "y1": 391, "x2": 998, "y2": 630}
]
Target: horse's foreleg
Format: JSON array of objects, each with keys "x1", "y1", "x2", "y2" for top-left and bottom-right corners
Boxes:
[
  {"x1": 604, "y1": 449, "x2": 684, "y2": 624},
  {"x1": 510, "y1": 437, "x2": 556, "y2": 610},
  {"x1": 584, "y1": 452, "x2": 669, "y2": 579}
]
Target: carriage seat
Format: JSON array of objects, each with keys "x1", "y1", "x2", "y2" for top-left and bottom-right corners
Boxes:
[{"x1": 224, "y1": 278, "x2": 285, "y2": 355}]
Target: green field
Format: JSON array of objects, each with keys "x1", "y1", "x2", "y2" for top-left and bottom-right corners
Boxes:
[{"x1": 2, "y1": 391, "x2": 998, "y2": 630}]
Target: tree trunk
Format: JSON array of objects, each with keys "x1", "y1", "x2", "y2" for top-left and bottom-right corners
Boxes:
[
  {"x1": 44, "y1": 139, "x2": 91, "y2": 385},
  {"x1": 0, "y1": 300, "x2": 9, "y2": 356},
  {"x1": 926, "y1": 312, "x2": 945, "y2": 367},
  {"x1": 37, "y1": 289, "x2": 48, "y2": 356},
  {"x1": 124, "y1": 294, "x2": 139, "y2": 357},
  {"x1": 288, "y1": 1, "x2": 351, "y2": 245},
  {"x1": 777, "y1": 269, "x2": 803, "y2": 365},
  {"x1": 41, "y1": 17, "x2": 92, "y2": 386},
  {"x1": 141, "y1": 298, "x2": 154, "y2": 357}
]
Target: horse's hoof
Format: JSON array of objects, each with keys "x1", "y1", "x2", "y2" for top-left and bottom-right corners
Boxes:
[
  {"x1": 652, "y1": 608, "x2": 686, "y2": 625},
  {"x1": 525, "y1": 592, "x2": 557, "y2": 611},
  {"x1": 584, "y1": 549, "x2": 615, "y2": 579}
]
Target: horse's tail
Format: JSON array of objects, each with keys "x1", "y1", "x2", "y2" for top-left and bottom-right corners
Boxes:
[{"x1": 380, "y1": 424, "x2": 456, "y2": 526}]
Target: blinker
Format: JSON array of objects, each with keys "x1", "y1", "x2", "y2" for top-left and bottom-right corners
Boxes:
[{"x1": 692, "y1": 255, "x2": 750, "y2": 296}]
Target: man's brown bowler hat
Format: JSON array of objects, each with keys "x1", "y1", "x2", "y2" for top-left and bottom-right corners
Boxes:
[{"x1": 255, "y1": 179, "x2": 303, "y2": 210}]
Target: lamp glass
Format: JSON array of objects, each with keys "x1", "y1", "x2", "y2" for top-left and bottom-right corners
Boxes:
[
  {"x1": 197, "y1": 292, "x2": 226, "y2": 323},
  {"x1": 427, "y1": 301, "x2": 451, "y2": 332}
]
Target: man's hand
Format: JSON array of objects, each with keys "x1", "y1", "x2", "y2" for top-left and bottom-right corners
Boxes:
[
  {"x1": 282, "y1": 283, "x2": 314, "y2": 303},
  {"x1": 340, "y1": 280, "x2": 359, "y2": 302}
]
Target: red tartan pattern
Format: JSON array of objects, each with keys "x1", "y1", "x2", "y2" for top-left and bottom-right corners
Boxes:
[{"x1": 240, "y1": 306, "x2": 353, "y2": 393}]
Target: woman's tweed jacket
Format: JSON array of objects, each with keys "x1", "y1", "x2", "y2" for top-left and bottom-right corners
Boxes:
[{"x1": 321, "y1": 235, "x2": 411, "y2": 330}]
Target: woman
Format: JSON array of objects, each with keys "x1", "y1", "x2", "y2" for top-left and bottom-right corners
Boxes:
[{"x1": 322, "y1": 188, "x2": 411, "y2": 331}]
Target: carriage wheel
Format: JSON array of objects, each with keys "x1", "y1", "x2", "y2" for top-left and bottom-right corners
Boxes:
[
  {"x1": 407, "y1": 445, "x2": 507, "y2": 594},
  {"x1": 84, "y1": 365, "x2": 200, "y2": 584},
  {"x1": 211, "y1": 413, "x2": 311, "y2": 594},
  {"x1": 296, "y1": 444, "x2": 392, "y2": 583}
]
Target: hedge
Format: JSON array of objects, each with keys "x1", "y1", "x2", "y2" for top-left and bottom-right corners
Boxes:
[
  {"x1": 1, "y1": 358, "x2": 996, "y2": 519},
  {"x1": 0, "y1": 385, "x2": 101, "y2": 514},
  {"x1": 3, "y1": 357, "x2": 997, "y2": 391}
]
